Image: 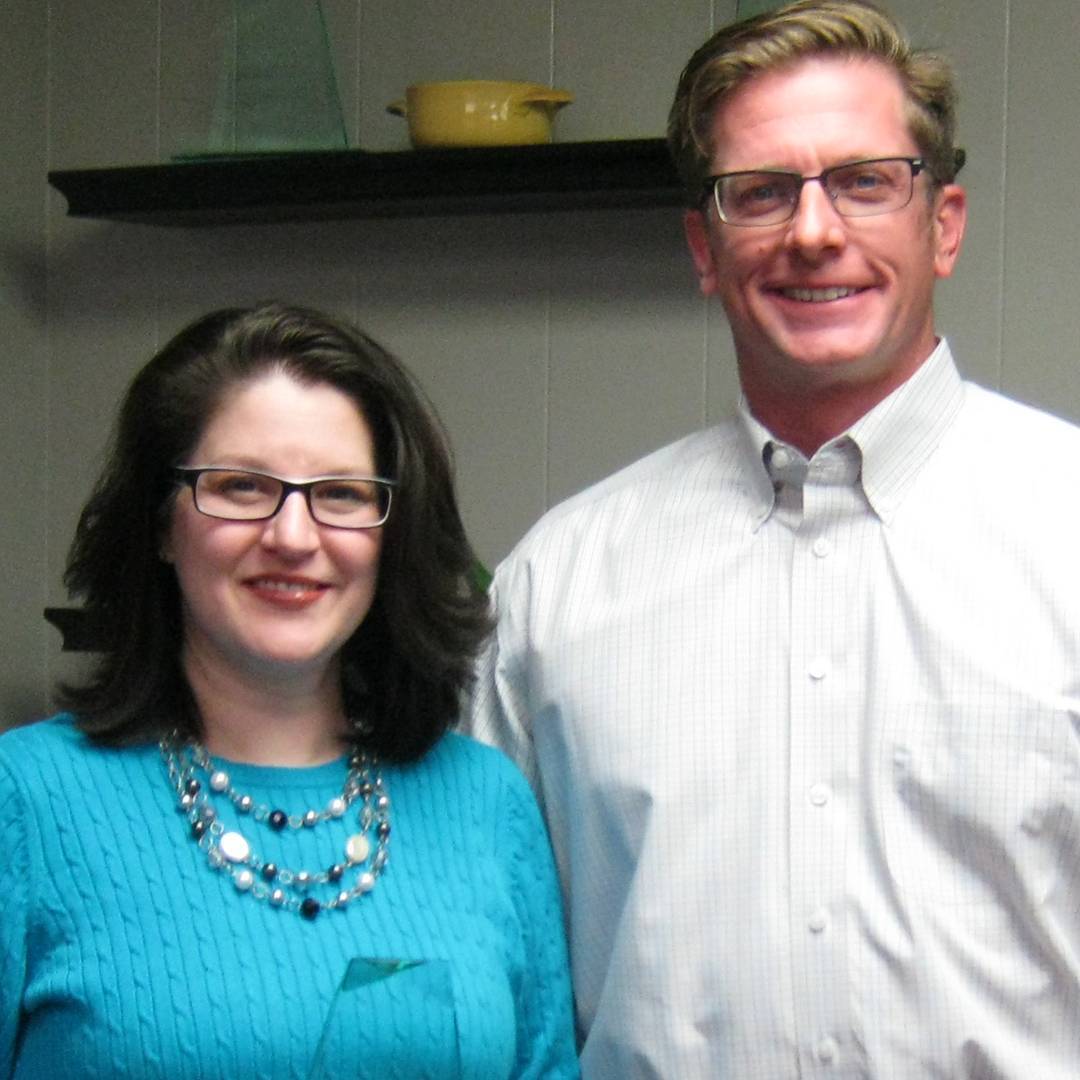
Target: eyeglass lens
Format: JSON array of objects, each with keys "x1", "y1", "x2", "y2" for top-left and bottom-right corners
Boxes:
[
  {"x1": 193, "y1": 470, "x2": 390, "y2": 527},
  {"x1": 716, "y1": 158, "x2": 917, "y2": 225}
]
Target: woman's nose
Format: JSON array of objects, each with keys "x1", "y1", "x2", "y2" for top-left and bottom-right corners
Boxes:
[{"x1": 260, "y1": 491, "x2": 320, "y2": 554}]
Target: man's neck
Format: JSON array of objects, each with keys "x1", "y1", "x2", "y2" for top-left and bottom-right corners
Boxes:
[{"x1": 740, "y1": 351, "x2": 936, "y2": 457}]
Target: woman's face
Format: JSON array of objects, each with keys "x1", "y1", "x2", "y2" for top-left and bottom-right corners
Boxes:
[{"x1": 163, "y1": 370, "x2": 384, "y2": 687}]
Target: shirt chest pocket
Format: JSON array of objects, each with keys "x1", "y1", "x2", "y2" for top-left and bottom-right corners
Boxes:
[{"x1": 878, "y1": 700, "x2": 1080, "y2": 906}]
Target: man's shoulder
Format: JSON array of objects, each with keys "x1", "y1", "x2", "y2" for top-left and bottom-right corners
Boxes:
[
  {"x1": 512, "y1": 421, "x2": 745, "y2": 554},
  {"x1": 960, "y1": 382, "x2": 1080, "y2": 468},
  {"x1": 965, "y1": 381, "x2": 1080, "y2": 440}
]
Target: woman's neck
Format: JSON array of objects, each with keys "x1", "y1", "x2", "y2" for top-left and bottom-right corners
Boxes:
[{"x1": 182, "y1": 646, "x2": 350, "y2": 766}]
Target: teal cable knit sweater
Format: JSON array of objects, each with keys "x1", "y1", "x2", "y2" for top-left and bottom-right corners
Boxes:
[{"x1": 0, "y1": 716, "x2": 579, "y2": 1079}]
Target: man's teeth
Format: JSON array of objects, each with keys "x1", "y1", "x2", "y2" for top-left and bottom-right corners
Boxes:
[{"x1": 782, "y1": 286, "x2": 858, "y2": 301}]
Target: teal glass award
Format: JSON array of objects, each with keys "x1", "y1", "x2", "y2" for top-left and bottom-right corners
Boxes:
[{"x1": 197, "y1": 0, "x2": 347, "y2": 155}]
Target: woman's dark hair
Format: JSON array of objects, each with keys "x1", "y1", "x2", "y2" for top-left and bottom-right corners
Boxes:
[{"x1": 58, "y1": 302, "x2": 493, "y2": 762}]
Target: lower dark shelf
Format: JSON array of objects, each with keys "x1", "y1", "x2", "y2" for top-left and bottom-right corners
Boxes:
[{"x1": 47, "y1": 138, "x2": 685, "y2": 226}]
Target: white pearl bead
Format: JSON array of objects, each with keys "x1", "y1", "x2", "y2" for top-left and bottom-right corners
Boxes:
[
  {"x1": 219, "y1": 830, "x2": 251, "y2": 863},
  {"x1": 234, "y1": 869, "x2": 254, "y2": 891},
  {"x1": 210, "y1": 770, "x2": 230, "y2": 792},
  {"x1": 346, "y1": 834, "x2": 370, "y2": 865}
]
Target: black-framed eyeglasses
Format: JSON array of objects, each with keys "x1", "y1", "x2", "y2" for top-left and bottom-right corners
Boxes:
[
  {"x1": 702, "y1": 156, "x2": 928, "y2": 227},
  {"x1": 174, "y1": 467, "x2": 395, "y2": 529}
]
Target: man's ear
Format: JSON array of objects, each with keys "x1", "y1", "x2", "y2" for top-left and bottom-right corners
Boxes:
[
  {"x1": 933, "y1": 183, "x2": 967, "y2": 279},
  {"x1": 684, "y1": 208, "x2": 721, "y2": 296}
]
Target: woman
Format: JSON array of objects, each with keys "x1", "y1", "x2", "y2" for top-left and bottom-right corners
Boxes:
[{"x1": 0, "y1": 303, "x2": 578, "y2": 1079}]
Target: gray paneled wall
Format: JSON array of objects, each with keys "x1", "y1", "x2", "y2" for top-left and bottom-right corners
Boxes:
[{"x1": 1, "y1": 0, "x2": 1077, "y2": 726}]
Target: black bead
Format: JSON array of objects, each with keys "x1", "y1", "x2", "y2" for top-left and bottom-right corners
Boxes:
[
  {"x1": 185, "y1": 778, "x2": 200, "y2": 795},
  {"x1": 261, "y1": 863, "x2": 278, "y2": 881},
  {"x1": 300, "y1": 898, "x2": 321, "y2": 920},
  {"x1": 268, "y1": 810, "x2": 288, "y2": 831},
  {"x1": 327, "y1": 863, "x2": 344, "y2": 882},
  {"x1": 377, "y1": 822, "x2": 391, "y2": 839},
  {"x1": 191, "y1": 820, "x2": 206, "y2": 839}
]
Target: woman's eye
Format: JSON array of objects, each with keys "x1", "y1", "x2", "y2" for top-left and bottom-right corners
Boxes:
[
  {"x1": 317, "y1": 482, "x2": 373, "y2": 505},
  {"x1": 206, "y1": 472, "x2": 276, "y2": 501}
]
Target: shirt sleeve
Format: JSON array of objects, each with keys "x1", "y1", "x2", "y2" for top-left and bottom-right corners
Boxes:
[
  {"x1": 0, "y1": 749, "x2": 31, "y2": 1080},
  {"x1": 465, "y1": 563, "x2": 542, "y2": 798},
  {"x1": 495, "y1": 763, "x2": 580, "y2": 1079}
]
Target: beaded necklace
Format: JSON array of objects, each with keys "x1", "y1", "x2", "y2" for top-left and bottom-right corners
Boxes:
[{"x1": 160, "y1": 732, "x2": 391, "y2": 920}]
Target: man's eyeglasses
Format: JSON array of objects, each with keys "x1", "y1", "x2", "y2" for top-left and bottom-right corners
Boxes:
[
  {"x1": 701, "y1": 156, "x2": 929, "y2": 227},
  {"x1": 174, "y1": 467, "x2": 395, "y2": 529}
]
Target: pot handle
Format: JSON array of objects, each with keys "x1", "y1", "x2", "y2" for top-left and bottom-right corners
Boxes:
[
  {"x1": 517, "y1": 88, "x2": 574, "y2": 111},
  {"x1": 386, "y1": 100, "x2": 407, "y2": 117}
]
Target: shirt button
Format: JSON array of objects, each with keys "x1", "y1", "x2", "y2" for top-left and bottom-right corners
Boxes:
[
  {"x1": 808, "y1": 908, "x2": 829, "y2": 933},
  {"x1": 771, "y1": 446, "x2": 792, "y2": 469},
  {"x1": 807, "y1": 658, "x2": 829, "y2": 680},
  {"x1": 812, "y1": 536, "x2": 832, "y2": 558},
  {"x1": 809, "y1": 782, "x2": 832, "y2": 807},
  {"x1": 815, "y1": 1036, "x2": 840, "y2": 1065}
]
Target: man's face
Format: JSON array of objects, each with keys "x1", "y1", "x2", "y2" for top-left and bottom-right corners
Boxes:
[{"x1": 684, "y1": 56, "x2": 966, "y2": 403}]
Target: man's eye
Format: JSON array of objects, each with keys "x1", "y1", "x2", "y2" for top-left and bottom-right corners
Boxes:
[
  {"x1": 728, "y1": 176, "x2": 790, "y2": 211},
  {"x1": 744, "y1": 180, "x2": 785, "y2": 203},
  {"x1": 833, "y1": 165, "x2": 898, "y2": 198}
]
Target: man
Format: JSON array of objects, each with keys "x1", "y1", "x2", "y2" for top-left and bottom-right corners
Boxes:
[{"x1": 468, "y1": 1, "x2": 1080, "y2": 1075}]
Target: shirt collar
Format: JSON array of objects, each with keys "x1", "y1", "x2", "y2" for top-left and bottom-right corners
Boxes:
[
  {"x1": 848, "y1": 339, "x2": 965, "y2": 521},
  {"x1": 735, "y1": 405, "x2": 781, "y2": 530},
  {"x1": 735, "y1": 339, "x2": 966, "y2": 526}
]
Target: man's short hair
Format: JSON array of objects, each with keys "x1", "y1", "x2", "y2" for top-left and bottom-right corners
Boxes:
[{"x1": 668, "y1": 0, "x2": 961, "y2": 207}]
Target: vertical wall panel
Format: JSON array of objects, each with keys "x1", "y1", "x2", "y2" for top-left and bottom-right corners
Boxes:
[
  {"x1": 1002, "y1": 0, "x2": 1080, "y2": 420},
  {"x1": 554, "y1": 0, "x2": 714, "y2": 142},
  {"x1": 340, "y1": 214, "x2": 552, "y2": 569},
  {"x1": 159, "y1": 1, "x2": 222, "y2": 159},
  {"x1": 893, "y1": 0, "x2": 1009, "y2": 391},
  {"x1": 546, "y1": 208, "x2": 706, "y2": 504},
  {"x1": 48, "y1": 0, "x2": 159, "y2": 168},
  {"x1": 0, "y1": 0, "x2": 49, "y2": 727}
]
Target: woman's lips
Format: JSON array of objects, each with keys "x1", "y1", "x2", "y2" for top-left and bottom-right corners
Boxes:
[{"x1": 243, "y1": 575, "x2": 330, "y2": 606}]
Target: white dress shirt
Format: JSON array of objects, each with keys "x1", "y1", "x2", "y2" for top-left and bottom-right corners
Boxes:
[{"x1": 467, "y1": 341, "x2": 1080, "y2": 1078}]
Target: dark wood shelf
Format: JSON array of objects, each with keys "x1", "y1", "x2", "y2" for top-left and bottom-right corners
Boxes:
[{"x1": 47, "y1": 138, "x2": 684, "y2": 226}]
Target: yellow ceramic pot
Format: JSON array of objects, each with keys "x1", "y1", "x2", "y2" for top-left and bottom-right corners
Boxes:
[{"x1": 387, "y1": 80, "x2": 574, "y2": 148}]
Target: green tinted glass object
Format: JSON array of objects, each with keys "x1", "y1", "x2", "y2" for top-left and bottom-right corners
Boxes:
[{"x1": 201, "y1": 0, "x2": 347, "y2": 154}]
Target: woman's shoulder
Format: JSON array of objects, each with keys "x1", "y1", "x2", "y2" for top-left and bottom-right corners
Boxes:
[
  {"x1": 0, "y1": 713, "x2": 153, "y2": 792},
  {"x1": 0, "y1": 712, "x2": 82, "y2": 760},
  {"x1": 394, "y1": 732, "x2": 543, "y2": 825},
  {"x1": 413, "y1": 730, "x2": 532, "y2": 786}
]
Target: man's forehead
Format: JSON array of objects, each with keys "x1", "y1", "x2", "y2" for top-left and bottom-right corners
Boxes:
[{"x1": 706, "y1": 55, "x2": 911, "y2": 168}]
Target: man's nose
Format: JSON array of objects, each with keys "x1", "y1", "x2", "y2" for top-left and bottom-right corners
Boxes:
[{"x1": 784, "y1": 178, "x2": 847, "y2": 256}]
